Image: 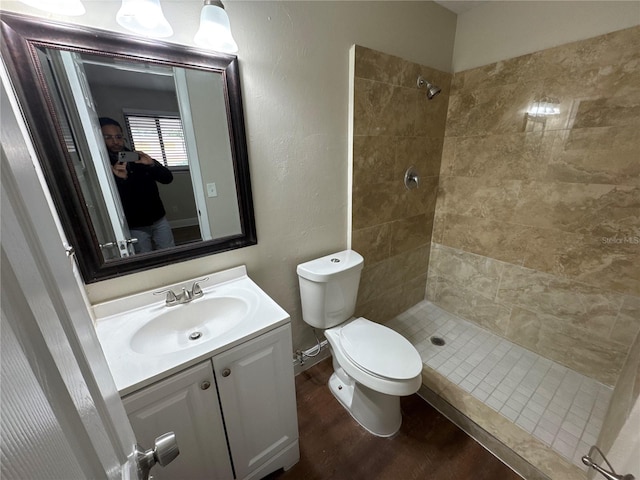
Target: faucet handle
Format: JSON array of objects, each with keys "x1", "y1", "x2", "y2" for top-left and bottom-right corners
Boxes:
[
  {"x1": 154, "y1": 289, "x2": 178, "y2": 305},
  {"x1": 192, "y1": 277, "x2": 209, "y2": 297}
]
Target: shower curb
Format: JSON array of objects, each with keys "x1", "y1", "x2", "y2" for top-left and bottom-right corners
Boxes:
[{"x1": 418, "y1": 383, "x2": 553, "y2": 480}]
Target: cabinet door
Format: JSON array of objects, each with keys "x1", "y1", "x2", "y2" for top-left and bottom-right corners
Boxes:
[
  {"x1": 122, "y1": 361, "x2": 234, "y2": 480},
  {"x1": 213, "y1": 325, "x2": 299, "y2": 480}
]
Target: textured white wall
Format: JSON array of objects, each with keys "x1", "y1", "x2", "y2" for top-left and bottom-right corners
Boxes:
[
  {"x1": 452, "y1": 0, "x2": 640, "y2": 72},
  {"x1": 1, "y1": 1, "x2": 456, "y2": 349}
]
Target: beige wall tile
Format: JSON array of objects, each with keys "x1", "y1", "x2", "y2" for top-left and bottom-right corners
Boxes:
[
  {"x1": 429, "y1": 243, "x2": 503, "y2": 299},
  {"x1": 355, "y1": 44, "x2": 419, "y2": 88},
  {"x1": 395, "y1": 136, "x2": 443, "y2": 178},
  {"x1": 431, "y1": 27, "x2": 640, "y2": 387},
  {"x1": 452, "y1": 52, "x2": 539, "y2": 92},
  {"x1": 438, "y1": 176, "x2": 522, "y2": 222},
  {"x1": 497, "y1": 264, "x2": 625, "y2": 336},
  {"x1": 439, "y1": 214, "x2": 528, "y2": 265},
  {"x1": 512, "y1": 181, "x2": 640, "y2": 239},
  {"x1": 446, "y1": 80, "x2": 544, "y2": 137},
  {"x1": 353, "y1": 78, "x2": 421, "y2": 136},
  {"x1": 354, "y1": 45, "x2": 451, "y2": 94},
  {"x1": 439, "y1": 137, "x2": 456, "y2": 176},
  {"x1": 609, "y1": 296, "x2": 640, "y2": 347},
  {"x1": 358, "y1": 245, "x2": 430, "y2": 306},
  {"x1": 351, "y1": 223, "x2": 391, "y2": 266},
  {"x1": 425, "y1": 267, "x2": 439, "y2": 301},
  {"x1": 353, "y1": 135, "x2": 397, "y2": 185},
  {"x1": 401, "y1": 175, "x2": 439, "y2": 219},
  {"x1": 416, "y1": 93, "x2": 450, "y2": 138},
  {"x1": 430, "y1": 207, "x2": 446, "y2": 244},
  {"x1": 430, "y1": 274, "x2": 512, "y2": 336},
  {"x1": 355, "y1": 29, "x2": 640, "y2": 391},
  {"x1": 356, "y1": 274, "x2": 427, "y2": 325},
  {"x1": 352, "y1": 182, "x2": 398, "y2": 229},
  {"x1": 506, "y1": 307, "x2": 626, "y2": 385},
  {"x1": 389, "y1": 214, "x2": 433, "y2": 256},
  {"x1": 545, "y1": 127, "x2": 640, "y2": 186},
  {"x1": 520, "y1": 226, "x2": 640, "y2": 297},
  {"x1": 572, "y1": 91, "x2": 640, "y2": 130},
  {"x1": 527, "y1": 26, "x2": 640, "y2": 83},
  {"x1": 448, "y1": 132, "x2": 547, "y2": 180},
  {"x1": 352, "y1": 46, "x2": 450, "y2": 321}
]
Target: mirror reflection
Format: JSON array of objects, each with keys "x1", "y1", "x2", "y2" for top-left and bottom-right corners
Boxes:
[
  {"x1": 37, "y1": 48, "x2": 242, "y2": 261},
  {"x1": 0, "y1": 12, "x2": 256, "y2": 283}
]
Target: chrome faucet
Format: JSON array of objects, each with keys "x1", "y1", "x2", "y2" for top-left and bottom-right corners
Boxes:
[
  {"x1": 154, "y1": 277, "x2": 209, "y2": 307},
  {"x1": 181, "y1": 287, "x2": 192, "y2": 302}
]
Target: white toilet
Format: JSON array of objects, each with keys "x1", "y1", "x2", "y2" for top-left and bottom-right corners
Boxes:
[{"x1": 297, "y1": 249, "x2": 423, "y2": 437}]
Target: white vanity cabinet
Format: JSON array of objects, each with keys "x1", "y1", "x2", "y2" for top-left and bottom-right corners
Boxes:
[
  {"x1": 122, "y1": 324, "x2": 299, "y2": 480},
  {"x1": 122, "y1": 361, "x2": 234, "y2": 480},
  {"x1": 213, "y1": 324, "x2": 299, "y2": 479}
]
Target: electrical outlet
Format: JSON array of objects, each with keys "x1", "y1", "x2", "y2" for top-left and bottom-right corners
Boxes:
[{"x1": 206, "y1": 182, "x2": 217, "y2": 197}]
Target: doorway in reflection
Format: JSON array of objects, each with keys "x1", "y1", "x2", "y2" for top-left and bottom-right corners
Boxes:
[{"x1": 84, "y1": 55, "x2": 203, "y2": 252}]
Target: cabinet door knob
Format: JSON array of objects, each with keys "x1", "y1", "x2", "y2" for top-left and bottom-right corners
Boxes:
[
  {"x1": 221, "y1": 368, "x2": 231, "y2": 377},
  {"x1": 200, "y1": 380, "x2": 211, "y2": 390}
]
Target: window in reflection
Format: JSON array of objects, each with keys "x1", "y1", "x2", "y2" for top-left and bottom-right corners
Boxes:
[{"x1": 125, "y1": 113, "x2": 189, "y2": 168}]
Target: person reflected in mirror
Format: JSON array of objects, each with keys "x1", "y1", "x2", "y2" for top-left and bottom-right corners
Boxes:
[{"x1": 99, "y1": 117, "x2": 175, "y2": 254}]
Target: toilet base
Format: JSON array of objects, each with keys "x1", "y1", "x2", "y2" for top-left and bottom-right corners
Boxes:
[{"x1": 328, "y1": 369, "x2": 402, "y2": 437}]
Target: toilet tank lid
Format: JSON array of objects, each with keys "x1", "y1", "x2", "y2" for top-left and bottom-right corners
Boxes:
[{"x1": 297, "y1": 250, "x2": 364, "y2": 282}]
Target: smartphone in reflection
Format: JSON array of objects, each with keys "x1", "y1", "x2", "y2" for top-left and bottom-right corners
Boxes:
[{"x1": 118, "y1": 151, "x2": 139, "y2": 163}]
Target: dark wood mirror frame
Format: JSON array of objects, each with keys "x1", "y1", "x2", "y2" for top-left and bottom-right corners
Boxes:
[{"x1": 1, "y1": 12, "x2": 256, "y2": 284}]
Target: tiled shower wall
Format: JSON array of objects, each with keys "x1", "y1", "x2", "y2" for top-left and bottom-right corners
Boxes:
[
  {"x1": 351, "y1": 46, "x2": 451, "y2": 322},
  {"x1": 428, "y1": 26, "x2": 640, "y2": 387}
]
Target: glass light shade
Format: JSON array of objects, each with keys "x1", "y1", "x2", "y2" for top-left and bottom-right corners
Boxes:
[
  {"x1": 194, "y1": 3, "x2": 238, "y2": 54},
  {"x1": 116, "y1": 0, "x2": 173, "y2": 38},
  {"x1": 19, "y1": 0, "x2": 85, "y2": 15}
]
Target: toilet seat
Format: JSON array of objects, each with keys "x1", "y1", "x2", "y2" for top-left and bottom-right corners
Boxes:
[{"x1": 337, "y1": 317, "x2": 422, "y2": 380}]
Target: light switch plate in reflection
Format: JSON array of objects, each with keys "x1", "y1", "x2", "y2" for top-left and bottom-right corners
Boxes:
[{"x1": 207, "y1": 182, "x2": 217, "y2": 197}]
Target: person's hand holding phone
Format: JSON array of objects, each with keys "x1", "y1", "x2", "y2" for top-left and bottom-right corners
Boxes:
[
  {"x1": 136, "y1": 151, "x2": 154, "y2": 166},
  {"x1": 112, "y1": 162, "x2": 128, "y2": 179}
]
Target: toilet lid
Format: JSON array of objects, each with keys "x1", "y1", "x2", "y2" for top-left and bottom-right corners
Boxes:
[{"x1": 340, "y1": 318, "x2": 422, "y2": 380}]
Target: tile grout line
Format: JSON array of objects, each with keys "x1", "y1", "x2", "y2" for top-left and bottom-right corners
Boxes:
[{"x1": 391, "y1": 300, "x2": 613, "y2": 469}]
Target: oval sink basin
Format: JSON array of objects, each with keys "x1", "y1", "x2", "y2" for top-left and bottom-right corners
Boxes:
[{"x1": 130, "y1": 296, "x2": 249, "y2": 355}]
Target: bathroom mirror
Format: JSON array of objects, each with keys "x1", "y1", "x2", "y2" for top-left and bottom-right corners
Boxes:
[{"x1": 1, "y1": 12, "x2": 256, "y2": 283}]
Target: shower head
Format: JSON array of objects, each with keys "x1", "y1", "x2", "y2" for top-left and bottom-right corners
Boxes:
[{"x1": 417, "y1": 76, "x2": 441, "y2": 99}]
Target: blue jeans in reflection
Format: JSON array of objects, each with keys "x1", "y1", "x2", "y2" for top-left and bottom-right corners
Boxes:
[{"x1": 130, "y1": 216, "x2": 175, "y2": 254}]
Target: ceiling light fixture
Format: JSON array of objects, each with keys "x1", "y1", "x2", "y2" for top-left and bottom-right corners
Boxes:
[
  {"x1": 116, "y1": 0, "x2": 173, "y2": 39},
  {"x1": 18, "y1": 0, "x2": 85, "y2": 16},
  {"x1": 194, "y1": 0, "x2": 238, "y2": 54}
]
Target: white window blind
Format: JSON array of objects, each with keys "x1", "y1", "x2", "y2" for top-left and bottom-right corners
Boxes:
[{"x1": 125, "y1": 114, "x2": 188, "y2": 167}]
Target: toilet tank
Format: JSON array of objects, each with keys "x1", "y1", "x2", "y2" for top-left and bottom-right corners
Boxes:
[{"x1": 296, "y1": 250, "x2": 364, "y2": 329}]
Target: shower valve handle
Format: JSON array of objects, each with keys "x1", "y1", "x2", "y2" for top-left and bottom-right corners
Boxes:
[{"x1": 404, "y1": 166, "x2": 420, "y2": 190}]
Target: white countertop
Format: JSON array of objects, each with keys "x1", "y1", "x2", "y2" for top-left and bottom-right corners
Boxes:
[{"x1": 94, "y1": 266, "x2": 290, "y2": 396}]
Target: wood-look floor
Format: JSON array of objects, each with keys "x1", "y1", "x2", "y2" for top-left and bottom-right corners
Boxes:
[{"x1": 265, "y1": 358, "x2": 523, "y2": 480}]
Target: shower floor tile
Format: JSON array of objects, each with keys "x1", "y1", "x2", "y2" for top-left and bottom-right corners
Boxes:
[{"x1": 388, "y1": 300, "x2": 613, "y2": 469}]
